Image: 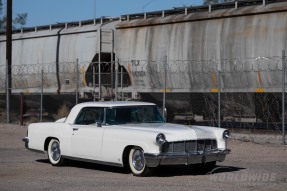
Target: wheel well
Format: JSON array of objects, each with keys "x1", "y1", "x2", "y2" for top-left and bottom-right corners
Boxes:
[
  {"x1": 44, "y1": 137, "x2": 58, "y2": 151},
  {"x1": 122, "y1": 145, "x2": 140, "y2": 167}
]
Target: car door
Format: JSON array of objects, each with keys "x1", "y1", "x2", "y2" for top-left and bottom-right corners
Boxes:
[{"x1": 70, "y1": 107, "x2": 105, "y2": 160}]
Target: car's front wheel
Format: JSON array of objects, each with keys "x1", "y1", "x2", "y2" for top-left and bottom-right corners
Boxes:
[
  {"x1": 47, "y1": 139, "x2": 65, "y2": 166},
  {"x1": 128, "y1": 147, "x2": 154, "y2": 176}
]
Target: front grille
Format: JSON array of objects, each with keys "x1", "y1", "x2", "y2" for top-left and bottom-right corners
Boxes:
[{"x1": 162, "y1": 139, "x2": 217, "y2": 153}]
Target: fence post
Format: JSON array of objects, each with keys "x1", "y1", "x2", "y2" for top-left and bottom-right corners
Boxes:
[
  {"x1": 40, "y1": 69, "x2": 43, "y2": 122},
  {"x1": 217, "y1": 65, "x2": 221, "y2": 128},
  {"x1": 76, "y1": 59, "x2": 79, "y2": 105},
  {"x1": 6, "y1": 59, "x2": 10, "y2": 123},
  {"x1": 99, "y1": 62, "x2": 101, "y2": 101},
  {"x1": 93, "y1": 64, "x2": 95, "y2": 101},
  {"x1": 121, "y1": 66, "x2": 123, "y2": 100},
  {"x1": 20, "y1": 92, "x2": 24, "y2": 125},
  {"x1": 115, "y1": 61, "x2": 118, "y2": 101},
  {"x1": 163, "y1": 56, "x2": 167, "y2": 120},
  {"x1": 282, "y1": 50, "x2": 286, "y2": 145}
]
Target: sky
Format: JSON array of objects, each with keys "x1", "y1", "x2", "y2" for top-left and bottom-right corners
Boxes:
[{"x1": 3, "y1": 0, "x2": 203, "y2": 27}]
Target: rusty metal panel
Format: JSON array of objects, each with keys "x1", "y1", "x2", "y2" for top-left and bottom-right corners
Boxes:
[
  {"x1": 0, "y1": 29, "x2": 58, "y2": 66},
  {"x1": 117, "y1": 2, "x2": 287, "y2": 29},
  {"x1": 114, "y1": 3, "x2": 287, "y2": 93},
  {"x1": 0, "y1": 21, "x2": 120, "y2": 94},
  {"x1": 59, "y1": 25, "x2": 98, "y2": 62}
]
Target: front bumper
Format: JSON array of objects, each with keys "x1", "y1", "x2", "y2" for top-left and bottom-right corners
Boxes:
[{"x1": 144, "y1": 149, "x2": 231, "y2": 167}]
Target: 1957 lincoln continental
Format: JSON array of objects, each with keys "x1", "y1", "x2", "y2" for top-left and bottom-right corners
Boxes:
[{"x1": 23, "y1": 101, "x2": 230, "y2": 176}]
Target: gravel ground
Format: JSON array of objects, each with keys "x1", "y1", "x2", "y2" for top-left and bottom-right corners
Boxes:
[
  {"x1": 231, "y1": 130, "x2": 286, "y2": 145},
  {"x1": 0, "y1": 123, "x2": 286, "y2": 191}
]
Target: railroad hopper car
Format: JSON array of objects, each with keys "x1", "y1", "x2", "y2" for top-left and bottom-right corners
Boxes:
[{"x1": 1, "y1": 0, "x2": 287, "y2": 123}]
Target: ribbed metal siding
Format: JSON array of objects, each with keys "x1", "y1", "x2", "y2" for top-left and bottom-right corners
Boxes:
[{"x1": 115, "y1": 2, "x2": 287, "y2": 93}]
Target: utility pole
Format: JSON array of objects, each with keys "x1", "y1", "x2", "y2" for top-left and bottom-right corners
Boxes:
[
  {"x1": 94, "y1": 0, "x2": 96, "y2": 20},
  {"x1": 6, "y1": 0, "x2": 12, "y2": 123}
]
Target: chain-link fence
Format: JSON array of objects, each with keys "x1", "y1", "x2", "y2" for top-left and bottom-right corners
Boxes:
[
  {"x1": 0, "y1": 55, "x2": 286, "y2": 144},
  {"x1": 119, "y1": 55, "x2": 286, "y2": 144}
]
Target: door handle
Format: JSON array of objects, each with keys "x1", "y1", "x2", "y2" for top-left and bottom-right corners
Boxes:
[{"x1": 73, "y1": 128, "x2": 79, "y2": 131}]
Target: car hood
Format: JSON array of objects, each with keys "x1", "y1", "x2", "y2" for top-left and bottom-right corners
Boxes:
[{"x1": 118, "y1": 123, "x2": 218, "y2": 141}]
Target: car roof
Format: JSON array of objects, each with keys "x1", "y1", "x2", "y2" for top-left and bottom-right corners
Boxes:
[
  {"x1": 75, "y1": 101, "x2": 156, "y2": 107},
  {"x1": 64, "y1": 101, "x2": 157, "y2": 124}
]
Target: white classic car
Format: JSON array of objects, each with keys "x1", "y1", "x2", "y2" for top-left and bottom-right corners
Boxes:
[{"x1": 23, "y1": 101, "x2": 230, "y2": 176}]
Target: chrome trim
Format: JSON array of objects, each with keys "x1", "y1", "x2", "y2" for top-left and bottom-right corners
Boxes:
[
  {"x1": 144, "y1": 149, "x2": 231, "y2": 167},
  {"x1": 162, "y1": 139, "x2": 217, "y2": 153},
  {"x1": 223, "y1": 130, "x2": 230, "y2": 140},
  {"x1": 132, "y1": 149, "x2": 145, "y2": 171},
  {"x1": 156, "y1": 133, "x2": 166, "y2": 145},
  {"x1": 22, "y1": 137, "x2": 29, "y2": 149},
  {"x1": 63, "y1": 156, "x2": 123, "y2": 167},
  {"x1": 50, "y1": 141, "x2": 61, "y2": 161}
]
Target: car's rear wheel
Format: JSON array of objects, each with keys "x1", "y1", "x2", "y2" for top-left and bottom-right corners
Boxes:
[
  {"x1": 128, "y1": 147, "x2": 154, "y2": 176},
  {"x1": 47, "y1": 139, "x2": 65, "y2": 166}
]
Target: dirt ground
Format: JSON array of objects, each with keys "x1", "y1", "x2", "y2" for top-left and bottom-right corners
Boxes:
[{"x1": 0, "y1": 123, "x2": 286, "y2": 191}]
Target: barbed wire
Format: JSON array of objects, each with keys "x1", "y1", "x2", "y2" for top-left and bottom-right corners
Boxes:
[
  {"x1": 119, "y1": 57, "x2": 284, "y2": 73},
  {"x1": 0, "y1": 56, "x2": 285, "y2": 73},
  {"x1": 0, "y1": 57, "x2": 286, "y2": 90},
  {"x1": 0, "y1": 57, "x2": 287, "y2": 132}
]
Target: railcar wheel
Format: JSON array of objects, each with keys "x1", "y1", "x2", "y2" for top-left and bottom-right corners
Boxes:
[
  {"x1": 47, "y1": 139, "x2": 65, "y2": 166},
  {"x1": 128, "y1": 147, "x2": 154, "y2": 176}
]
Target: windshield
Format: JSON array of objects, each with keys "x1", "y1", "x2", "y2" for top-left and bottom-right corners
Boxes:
[{"x1": 106, "y1": 106, "x2": 164, "y2": 125}]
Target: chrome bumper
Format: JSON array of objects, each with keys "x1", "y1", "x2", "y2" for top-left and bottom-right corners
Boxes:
[
  {"x1": 144, "y1": 149, "x2": 231, "y2": 167},
  {"x1": 22, "y1": 137, "x2": 29, "y2": 149}
]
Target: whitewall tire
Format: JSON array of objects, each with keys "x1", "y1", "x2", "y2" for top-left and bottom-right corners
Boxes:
[
  {"x1": 47, "y1": 139, "x2": 65, "y2": 166},
  {"x1": 128, "y1": 147, "x2": 154, "y2": 176}
]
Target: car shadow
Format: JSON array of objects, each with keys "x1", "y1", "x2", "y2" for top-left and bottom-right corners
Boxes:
[
  {"x1": 36, "y1": 158, "x2": 244, "y2": 177},
  {"x1": 36, "y1": 158, "x2": 130, "y2": 174},
  {"x1": 36, "y1": 159, "x2": 50, "y2": 164},
  {"x1": 154, "y1": 165, "x2": 245, "y2": 177}
]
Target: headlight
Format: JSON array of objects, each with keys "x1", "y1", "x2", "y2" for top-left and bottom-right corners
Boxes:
[
  {"x1": 223, "y1": 130, "x2": 230, "y2": 140},
  {"x1": 156, "y1": 133, "x2": 166, "y2": 144}
]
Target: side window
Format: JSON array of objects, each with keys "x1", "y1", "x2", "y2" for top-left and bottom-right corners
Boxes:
[
  {"x1": 74, "y1": 107, "x2": 104, "y2": 125},
  {"x1": 106, "y1": 108, "x2": 132, "y2": 125},
  {"x1": 75, "y1": 109, "x2": 85, "y2": 125},
  {"x1": 106, "y1": 108, "x2": 116, "y2": 125}
]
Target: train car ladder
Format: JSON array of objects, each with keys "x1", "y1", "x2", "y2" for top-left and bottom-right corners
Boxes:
[{"x1": 94, "y1": 28, "x2": 114, "y2": 101}]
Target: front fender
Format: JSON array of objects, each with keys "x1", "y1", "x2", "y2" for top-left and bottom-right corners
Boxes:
[{"x1": 101, "y1": 127, "x2": 161, "y2": 165}]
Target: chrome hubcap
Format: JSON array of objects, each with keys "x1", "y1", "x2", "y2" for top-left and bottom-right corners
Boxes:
[
  {"x1": 132, "y1": 150, "x2": 144, "y2": 171},
  {"x1": 51, "y1": 142, "x2": 60, "y2": 161}
]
